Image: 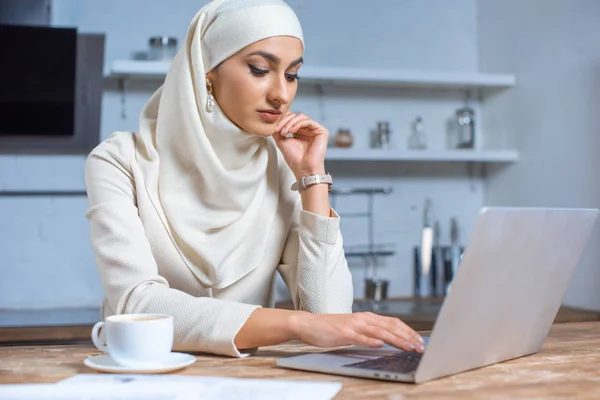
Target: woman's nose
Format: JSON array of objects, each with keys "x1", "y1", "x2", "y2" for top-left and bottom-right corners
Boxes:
[{"x1": 267, "y1": 76, "x2": 291, "y2": 105}]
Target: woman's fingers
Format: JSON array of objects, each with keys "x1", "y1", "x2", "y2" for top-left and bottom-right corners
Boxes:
[
  {"x1": 386, "y1": 316, "x2": 424, "y2": 343},
  {"x1": 289, "y1": 119, "x2": 319, "y2": 138},
  {"x1": 363, "y1": 313, "x2": 425, "y2": 352},
  {"x1": 348, "y1": 331, "x2": 384, "y2": 348},
  {"x1": 360, "y1": 325, "x2": 418, "y2": 352},
  {"x1": 275, "y1": 112, "x2": 298, "y2": 134},
  {"x1": 370, "y1": 313, "x2": 422, "y2": 340},
  {"x1": 294, "y1": 313, "x2": 425, "y2": 353},
  {"x1": 272, "y1": 130, "x2": 284, "y2": 145},
  {"x1": 281, "y1": 113, "x2": 308, "y2": 135}
]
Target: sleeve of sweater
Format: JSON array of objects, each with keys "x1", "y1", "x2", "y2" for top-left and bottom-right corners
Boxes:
[
  {"x1": 84, "y1": 141, "x2": 260, "y2": 358},
  {"x1": 277, "y1": 199, "x2": 354, "y2": 313}
]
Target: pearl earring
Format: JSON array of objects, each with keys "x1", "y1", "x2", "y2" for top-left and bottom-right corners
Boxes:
[{"x1": 206, "y1": 78, "x2": 215, "y2": 112}]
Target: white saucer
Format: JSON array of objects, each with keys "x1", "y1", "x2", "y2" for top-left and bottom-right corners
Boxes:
[{"x1": 84, "y1": 352, "x2": 196, "y2": 374}]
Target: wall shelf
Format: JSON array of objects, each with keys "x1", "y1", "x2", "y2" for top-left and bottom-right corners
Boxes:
[
  {"x1": 325, "y1": 149, "x2": 519, "y2": 163},
  {"x1": 300, "y1": 66, "x2": 515, "y2": 90},
  {"x1": 108, "y1": 61, "x2": 518, "y2": 163},
  {"x1": 108, "y1": 60, "x2": 516, "y2": 91},
  {"x1": 109, "y1": 60, "x2": 171, "y2": 78}
]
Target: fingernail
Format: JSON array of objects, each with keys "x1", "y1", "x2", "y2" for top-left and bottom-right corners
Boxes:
[
  {"x1": 416, "y1": 344, "x2": 425, "y2": 353},
  {"x1": 403, "y1": 342, "x2": 415, "y2": 351},
  {"x1": 417, "y1": 336, "x2": 425, "y2": 344}
]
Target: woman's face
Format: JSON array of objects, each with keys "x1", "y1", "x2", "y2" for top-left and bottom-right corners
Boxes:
[{"x1": 206, "y1": 36, "x2": 303, "y2": 137}]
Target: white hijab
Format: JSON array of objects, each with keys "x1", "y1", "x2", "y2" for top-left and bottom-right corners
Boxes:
[{"x1": 134, "y1": 0, "x2": 304, "y2": 289}]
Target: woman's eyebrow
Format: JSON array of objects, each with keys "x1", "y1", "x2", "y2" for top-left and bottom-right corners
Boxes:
[
  {"x1": 246, "y1": 50, "x2": 303, "y2": 67},
  {"x1": 289, "y1": 57, "x2": 303, "y2": 67}
]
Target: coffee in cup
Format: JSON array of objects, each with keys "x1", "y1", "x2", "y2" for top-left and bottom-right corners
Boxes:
[{"x1": 91, "y1": 313, "x2": 174, "y2": 368}]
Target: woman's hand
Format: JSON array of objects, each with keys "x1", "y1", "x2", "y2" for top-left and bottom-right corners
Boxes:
[
  {"x1": 291, "y1": 312, "x2": 426, "y2": 352},
  {"x1": 272, "y1": 111, "x2": 329, "y2": 179}
]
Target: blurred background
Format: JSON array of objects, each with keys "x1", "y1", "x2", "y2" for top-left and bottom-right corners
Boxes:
[{"x1": 1, "y1": 0, "x2": 600, "y2": 341}]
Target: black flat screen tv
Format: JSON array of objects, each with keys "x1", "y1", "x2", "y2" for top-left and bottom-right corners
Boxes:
[{"x1": 0, "y1": 24, "x2": 104, "y2": 153}]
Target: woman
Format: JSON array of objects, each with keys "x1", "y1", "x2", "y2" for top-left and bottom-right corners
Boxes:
[{"x1": 85, "y1": 0, "x2": 425, "y2": 357}]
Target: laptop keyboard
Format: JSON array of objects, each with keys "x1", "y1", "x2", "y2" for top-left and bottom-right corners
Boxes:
[{"x1": 343, "y1": 351, "x2": 422, "y2": 374}]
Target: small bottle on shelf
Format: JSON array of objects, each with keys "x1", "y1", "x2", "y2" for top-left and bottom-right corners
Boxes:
[
  {"x1": 408, "y1": 116, "x2": 427, "y2": 150},
  {"x1": 455, "y1": 106, "x2": 475, "y2": 149}
]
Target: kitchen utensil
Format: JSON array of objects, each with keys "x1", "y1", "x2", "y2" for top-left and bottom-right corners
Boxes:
[{"x1": 364, "y1": 278, "x2": 389, "y2": 302}]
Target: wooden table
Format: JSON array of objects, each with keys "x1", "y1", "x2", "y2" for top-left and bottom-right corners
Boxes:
[
  {"x1": 2, "y1": 322, "x2": 600, "y2": 399},
  {"x1": 3, "y1": 300, "x2": 599, "y2": 345}
]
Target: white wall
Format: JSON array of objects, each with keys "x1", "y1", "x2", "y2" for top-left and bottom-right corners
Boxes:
[
  {"x1": 0, "y1": 0, "x2": 485, "y2": 310},
  {"x1": 479, "y1": 0, "x2": 600, "y2": 310}
]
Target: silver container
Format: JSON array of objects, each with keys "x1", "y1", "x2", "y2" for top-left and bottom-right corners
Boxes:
[
  {"x1": 370, "y1": 121, "x2": 391, "y2": 149},
  {"x1": 364, "y1": 278, "x2": 389, "y2": 302}
]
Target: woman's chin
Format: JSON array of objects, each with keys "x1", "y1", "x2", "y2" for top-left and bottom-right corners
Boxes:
[{"x1": 244, "y1": 123, "x2": 278, "y2": 138}]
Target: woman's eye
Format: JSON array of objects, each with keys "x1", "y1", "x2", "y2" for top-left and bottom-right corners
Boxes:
[
  {"x1": 285, "y1": 73, "x2": 299, "y2": 82},
  {"x1": 248, "y1": 64, "x2": 268, "y2": 76}
]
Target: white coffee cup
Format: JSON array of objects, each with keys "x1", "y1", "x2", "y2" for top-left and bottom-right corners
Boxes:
[{"x1": 91, "y1": 313, "x2": 174, "y2": 368}]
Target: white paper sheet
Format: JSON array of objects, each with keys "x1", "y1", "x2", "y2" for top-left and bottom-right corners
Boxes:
[
  {"x1": 0, "y1": 382, "x2": 202, "y2": 400},
  {"x1": 60, "y1": 374, "x2": 343, "y2": 400}
]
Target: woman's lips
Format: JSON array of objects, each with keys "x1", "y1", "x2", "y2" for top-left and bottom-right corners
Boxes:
[{"x1": 257, "y1": 110, "x2": 281, "y2": 123}]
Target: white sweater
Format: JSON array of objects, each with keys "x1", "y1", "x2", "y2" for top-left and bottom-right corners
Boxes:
[{"x1": 84, "y1": 132, "x2": 354, "y2": 357}]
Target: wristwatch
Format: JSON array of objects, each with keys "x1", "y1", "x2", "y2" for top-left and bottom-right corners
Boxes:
[{"x1": 290, "y1": 173, "x2": 334, "y2": 192}]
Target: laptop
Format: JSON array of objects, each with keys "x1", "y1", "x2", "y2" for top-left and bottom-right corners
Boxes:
[{"x1": 276, "y1": 207, "x2": 598, "y2": 383}]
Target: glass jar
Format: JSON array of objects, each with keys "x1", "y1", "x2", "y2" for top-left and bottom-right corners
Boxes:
[
  {"x1": 148, "y1": 36, "x2": 178, "y2": 61},
  {"x1": 455, "y1": 107, "x2": 475, "y2": 148},
  {"x1": 408, "y1": 116, "x2": 427, "y2": 150}
]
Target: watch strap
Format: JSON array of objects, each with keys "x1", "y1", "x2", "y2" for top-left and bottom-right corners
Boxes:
[{"x1": 290, "y1": 174, "x2": 333, "y2": 192}]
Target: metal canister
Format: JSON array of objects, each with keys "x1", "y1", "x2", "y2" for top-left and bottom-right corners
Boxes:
[
  {"x1": 377, "y1": 121, "x2": 391, "y2": 149},
  {"x1": 365, "y1": 278, "x2": 389, "y2": 302},
  {"x1": 371, "y1": 121, "x2": 391, "y2": 149}
]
